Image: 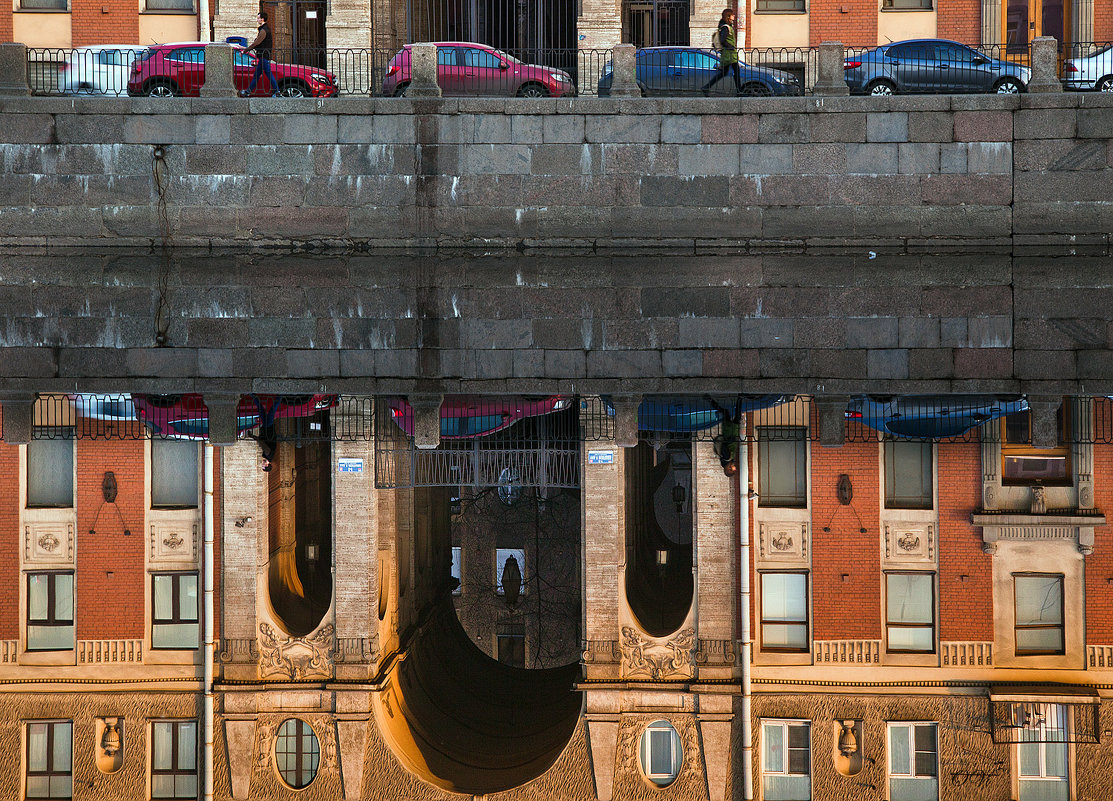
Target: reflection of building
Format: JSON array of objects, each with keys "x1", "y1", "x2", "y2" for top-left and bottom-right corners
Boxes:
[{"x1": 3, "y1": 394, "x2": 1113, "y2": 799}]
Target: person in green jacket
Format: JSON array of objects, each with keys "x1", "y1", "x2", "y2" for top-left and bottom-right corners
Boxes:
[{"x1": 701, "y1": 8, "x2": 744, "y2": 96}]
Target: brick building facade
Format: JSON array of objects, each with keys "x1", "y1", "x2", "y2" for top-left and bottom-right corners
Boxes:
[{"x1": 1, "y1": 394, "x2": 1112, "y2": 799}]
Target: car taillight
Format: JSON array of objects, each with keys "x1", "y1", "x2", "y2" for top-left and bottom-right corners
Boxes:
[
  {"x1": 386, "y1": 65, "x2": 399, "y2": 77},
  {"x1": 844, "y1": 60, "x2": 862, "y2": 69},
  {"x1": 1064, "y1": 63, "x2": 1078, "y2": 73},
  {"x1": 844, "y1": 411, "x2": 862, "y2": 419}
]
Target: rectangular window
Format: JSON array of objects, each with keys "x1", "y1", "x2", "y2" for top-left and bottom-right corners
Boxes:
[
  {"x1": 758, "y1": 427, "x2": 807, "y2": 508},
  {"x1": 886, "y1": 573, "x2": 935, "y2": 653},
  {"x1": 27, "y1": 432, "x2": 73, "y2": 508},
  {"x1": 27, "y1": 572, "x2": 74, "y2": 652},
  {"x1": 885, "y1": 439, "x2": 933, "y2": 509},
  {"x1": 145, "y1": 0, "x2": 194, "y2": 9},
  {"x1": 1018, "y1": 704, "x2": 1069, "y2": 801},
  {"x1": 151, "y1": 439, "x2": 199, "y2": 508},
  {"x1": 762, "y1": 720, "x2": 811, "y2": 800},
  {"x1": 1014, "y1": 575, "x2": 1064, "y2": 655},
  {"x1": 888, "y1": 722, "x2": 938, "y2": 800},
  {"x1": 882, "y1": 0, "x2": 932, "y2": 8},
  {"x1": 451, "y1": 546, "x2": 462, "y2": 595},
  {"x1": 26, "y1": 721, "x2": 72, "y2": 800},
  {"x1": 152, "y1": 573, "x2": 199, "y2": 650},
  {"x1": 497, "y1": 624, "x2": 525, "y2": 667},
  {"x1": 755, "y1": 0, "x2": 806, "y2": 10},
  {"x1": 151, "y1": 720, "x2": 198, "y2": 799},
  {"x1": 19, "y1": 0, "x2": 68, "y2": 9},
  {"x1": 760, "y1": 572, "x2": 808, "y2": 652},
  {"x1": 1001, "y1": 407, "x2": 1071, "y2": 486}
]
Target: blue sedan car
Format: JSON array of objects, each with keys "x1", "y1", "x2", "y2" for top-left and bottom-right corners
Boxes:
[
  {"x1": 598, "y1": 47, "x2": 802, "y2": 97},
  {"x1": 846, "y1": 395, "x2": 1028, "y2": 439},
  {"x1": 605, "y1": 394, "x2": 791, "y2": 433},
  {"x1": 844, "y1": 39, "x2": 1029, "y2": 95}
]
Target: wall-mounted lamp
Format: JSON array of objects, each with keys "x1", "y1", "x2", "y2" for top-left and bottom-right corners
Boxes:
[
  {"x1": 234, "y1": 516, "x2": 253, "y2": 528},
  {"x1": 89, "y1": 471, "x2": 131, "y2": 537},
  {"x1": 672, "y1": 483, "x2": 686, "y2": 514},
  {"x1": 837, "y1": 474, "x2": 853, "y2": 505}
]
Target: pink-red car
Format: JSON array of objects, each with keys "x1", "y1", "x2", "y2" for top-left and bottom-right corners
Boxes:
[
  {"x1": 388, "y1": 395, "x2": 572, "y2": 439},
  {"x1": 133, "y1": 394, "x2": 338, "y2": 439},
  {"x1": 381, "y1": 42, "x2": 575, "y2": 97},
  {"x1": 126, "y1": 42, "x2": 339, "y2": 98}
]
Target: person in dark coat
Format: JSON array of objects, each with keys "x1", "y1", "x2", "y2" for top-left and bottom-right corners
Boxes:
[
  {"x1": 701, "y1": 8, "x2": 744, "y2": 96},
  {"x1": 242, "y1": 11, "x2": 279, "y2": 97},
  {"x1": 249, "y1": 395, "x2": 279, "y2": 472}
]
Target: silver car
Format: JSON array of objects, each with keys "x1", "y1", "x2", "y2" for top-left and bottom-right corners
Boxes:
[
  {"x1": 58, "y1": 45, "x2": 142, "y2": 95},
  {"x1": 1063, "y1": 45, "x2": 1113, "y2": 91}
]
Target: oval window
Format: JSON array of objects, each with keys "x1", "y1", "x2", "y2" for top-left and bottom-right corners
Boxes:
[
  {"x1": 274, "y1": 719, "x2": 320, "y2": 789},
  {"x1": 639, "y1": 719, "x2": 682, "y2": 787}
]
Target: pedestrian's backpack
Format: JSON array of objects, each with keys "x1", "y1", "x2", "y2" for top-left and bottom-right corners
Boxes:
[{"x1": 711, "y1": 29, "x2": 722, "y2": 51}]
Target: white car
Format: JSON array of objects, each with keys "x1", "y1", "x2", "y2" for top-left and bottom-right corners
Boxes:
[
  {"x1": 1063, "y1": 45, "x2": 1113, "y2": 92},
  {"x1": 58, "y1": 45, "x2": 143, "y2": 95},
  {"x1": 68, "y1": 393, "x2": 137, "y2": 421}
]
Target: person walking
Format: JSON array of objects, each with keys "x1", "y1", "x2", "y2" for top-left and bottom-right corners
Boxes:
[
  {"x1": 241, "y1": 11, "x2": 279, "y2": 97},
  {"x1": 701, "y1": 8, "x2": 744, "y2": 96}
]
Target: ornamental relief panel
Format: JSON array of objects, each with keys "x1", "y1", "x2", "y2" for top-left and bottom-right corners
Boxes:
[
  {"x1": 614, "y1": 715, "x2": 702, "y2": 793},
  {"x1": 620, "y1": 626, "x2": 695, "y2": 681},
  {"x1": 149, "y1": 521, "x2": 198, "y2": 565},
  {"x1": 882, "y1": 522, "x2": 935, "y2": 566},
  {"x1": 24, "y1": 522, "x2": 75, "y2": 566},
  {"x1": 258, "y1": 623, "x2": 335, "y2": 681},
  {"x1": 757, "y1": 521, "x2": 809, "y2": 564}
]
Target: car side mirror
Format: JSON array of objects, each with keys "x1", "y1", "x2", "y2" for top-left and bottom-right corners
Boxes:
[
  {"x1": 972, "y1": 56, "x2": 989, "y2": 65},
  {"x1": 499, "y1": 61, "x2": 509, "y2": 71}
]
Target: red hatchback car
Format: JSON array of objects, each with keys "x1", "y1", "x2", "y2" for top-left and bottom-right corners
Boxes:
[
  {"x1": 126, "y1": 42, "x2": 338, "y2": 98},
  {"x1": 133, "y1": 393, "x2": 338, "y2": 439},
  {"x1": 382, "y1": 42, "x2": 574, "y2": 97},
  {"x1": 387, "y1": 395, "x2": 572, "y2": 439}
]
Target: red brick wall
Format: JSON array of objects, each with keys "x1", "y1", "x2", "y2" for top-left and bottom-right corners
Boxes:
[
  {"x1": 937, "y1": 0, "x2": 983, "y2": 45},
  {"x1": 0, "y1": 8, "x2": 13, "y2": 43},
  {"x1": 1096, "y1": 5, "x2": 1113, "y2": 43},
  {"x1": 1086, "y1": 426, "x2": 1113, "y2": 643},
  {"x1": 810, "y1": 439, "x2": 882, "y2": 639},
  {"x1": 937, "y1": 441, "x2": 993, "y2": 640},
  {"x1": 71, "y1": 0, "x2": 140, "y2": 48},
  {"x1": 75, "y1": 437, "x2": 146, "y2": 640},
  {"x1": 0, "y1": 431, "x2": 19, "y2": 640},
  {"x1": 810, "y1": 2, "x2": 878, "y2": 47}
]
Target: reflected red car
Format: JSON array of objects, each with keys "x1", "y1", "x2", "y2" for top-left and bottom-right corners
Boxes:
[
  {"x1": 388, "y1": 395, "x2": 572, "y2": 439},
  {"x1": 126, "y1": 42, "x2": 338, "y2": 98},
  {"x1": 133, "y1": 393, "x2": 338, "y2": 439},
  {"x1": 382, "y1": 42, "x2": 575, "y2": 97}
]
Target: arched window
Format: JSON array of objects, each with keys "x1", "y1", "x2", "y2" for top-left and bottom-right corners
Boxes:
[
  {"x1": 639, "y1": 720, "x2": 682, "y2": 787},
  {"x1": 274, "y1": 719, "x2": 320, "y2": 789}
]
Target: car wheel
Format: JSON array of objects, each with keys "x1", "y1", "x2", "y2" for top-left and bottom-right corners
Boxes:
[
  {"x1": 993, "y1": 77, "x2": 1023, "y2": 94},
  {"x1": 516, "y1": 82, "x2": 549, "y2": 98},
  {"x1": 277, "y1": 81, "x2": 310, "y2": 98},
  {"x1": 740, "y1": 82, "x2": 772, "y2": 97},
  {"x1": 392, "y1": 82, "x2": 410, "y2": 97},
  {"x1": 145, "y1": 80, "x2": 179, "y2": 98},
  {"x1": 866, "y1": 79, "x2": 896, "y2": 96},
  {"x1": 1097, "y1": 76, "x2": 1113, "y2": 92}
]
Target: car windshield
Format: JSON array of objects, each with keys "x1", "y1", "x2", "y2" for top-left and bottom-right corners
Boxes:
[
  {"x1": 443, "y1": 414, "x2": 508, "y2": 437},
  {"x1": 493, "y1": 48, "x2": 521, "y2": 64}
]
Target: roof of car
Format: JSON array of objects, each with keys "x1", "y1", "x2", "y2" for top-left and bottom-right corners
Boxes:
[{"x1": 70, "y1": 44, "x2": 145, "y2": 51}]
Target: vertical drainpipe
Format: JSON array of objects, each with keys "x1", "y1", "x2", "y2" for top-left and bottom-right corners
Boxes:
[
  {"x1": 203, "y1": 442, "x2": 215, "y2": 801},
  {"x1": 738, "y1": 427, "x2": 753, "y2": 800}
]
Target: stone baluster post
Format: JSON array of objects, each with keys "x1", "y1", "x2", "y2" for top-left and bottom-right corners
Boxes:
[
  {"x1": 407, "y1": 43, "x2": 442, "y2": 97},
  {"x1": 812, "y1": 41, "x2": 849, "y2": 96},
  {"x1": 201, "y1": 43, "x2": 237, "y2": 98},
  {"x1": 1027, "y1": 36, "x2": 1063, "y2": 93},
  {"x1": 0, "y1": 43, "x2": 31, "y2": 96},
  {"x1": 608, "y1": 44, "x2": 641, "y2": 97}
]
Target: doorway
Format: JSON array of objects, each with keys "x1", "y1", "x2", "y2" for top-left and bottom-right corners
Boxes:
[{"x1": 1003, "y1": 0, "x2": 1067, "y2": 53}]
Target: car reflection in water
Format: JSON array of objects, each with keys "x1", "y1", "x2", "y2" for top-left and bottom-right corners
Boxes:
[
  {"x1": 846, "y1": 394, "x2": 1029, "y2": 439},
  {"x1": 387, "y1": 395, "x2": 573, "y2": 439},
  {"x1": 132, "y1": 393, "x2": 338, "y2": 439}
]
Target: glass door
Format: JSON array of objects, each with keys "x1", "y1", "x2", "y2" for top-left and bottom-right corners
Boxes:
[{"x1": 1004, "y1": 0, "x2": 1069, "y2": 53}]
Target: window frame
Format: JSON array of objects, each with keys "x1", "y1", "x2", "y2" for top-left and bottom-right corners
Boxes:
[
  {"x1": 759, "y1": 570, "x2": 810, "y2": 653},
  {"x1": 25, "y1": 720, "x2": 72, "y2": 800},
  {"x1": 881, "y1": 0, "x2": 933, "y2": 10},
  {"x1": 639, "y1": 719, "x2": 682, "y2": 786},
  {"x1": 887, "y1": 721, "x2": 939, "y2": 799},
  {"x1": 143, "y1": 0, "x2": 196, "y2": 12},
  {"x1": 885, "y1": 571, "x2": 936, "y2": 654},
  {"x1": 756, "y1": 426, "x2": 808, "y2": 508},
  {"x1": 761, "y1": 719, "x2": 812, "y2": 795},
  {"x1": 150, "y1": 438, "x2": 199, "y2": 509},
  {"x1": 274, "y1": 718, "x2": 320, "y2": 790},
  {"x1": 1016, "y1": 704, "x2": 1070, "y2": 798},
  {"x1": 26, "y1": 430, "x2": 74, "y2": 509},
  {"x1": 883, "y1": 438, "x2": 934, "y2": 510},
  {"x1": 754, "y1": 0, "x2": 807, "y2": 12},
  {"x1": 1013, "y1": 573, "x2": 1065, "y2": 656},
  {"x1": 16, "y1": 0, "x2": 69, "y2": 11},
  {"x1": 26, "y1": 571, "x2": 75, "y2": 653},
  {"x1": 1000, "y1": 406, "x2": 1072, "y2": 487},
  {"x1": 151, "y1": 572, "x2": 199, "y2": 651},
  {"x1": 151, "y1": 719, "x2": 197, "y2": 799},
  {"x1": 496, "y1": 624, "x2": 526, "y2": 667},
  {"x1": 450, "y1": 546, "x2": 462, "y2": 595}
]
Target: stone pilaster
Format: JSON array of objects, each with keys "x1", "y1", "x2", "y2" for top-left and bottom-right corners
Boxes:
[{"x1": 694, "y1": 440, "x2": 737, "y2": 680}]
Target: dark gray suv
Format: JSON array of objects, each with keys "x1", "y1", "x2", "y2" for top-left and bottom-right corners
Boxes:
[{"x1": 843, "y1": 39, "x2": 1030, "y2": 95}]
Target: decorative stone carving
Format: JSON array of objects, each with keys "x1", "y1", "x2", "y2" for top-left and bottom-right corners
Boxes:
[
  {"x1": 253, "y1": 722, "x2": 274, "y2": 770},
  {"x1": 149, "y1": 522, "x2": 198, "y2": 564},
  {"x1": 973, "y1": 513, "x2": 1105, "y2": 556},
  {"x1": 1030, "y1": 485, "x2": 1047, "y2": 514},
  {"x1": 0, "y1": 640, "x2": 17, "y2": 663},
  {"x1": 757, "y1": 521, "x2": 808, "y2": 563},
  {"x1": 620, "y1": 627, "x2": 695, "y2": 680},
  {"x1": 814, "y1": 640, "x2": 880, "y2": 664},
  {"x1": 582, "y1": 639, "x2": 621, "y2": 664},
  {"x1": 941, "y1": 641, "x2": 993, "y2": 667},
  {"x1": 694, "y1": 639, "x2": 737, "y2": 666},
  {"x1": 1087, "y1": 645, "x2": 1113, "y2": 669},
  {"x1": 78, "y1": 640, "x2": 143, "y2": 664},
  {"x1": 883, "y1": 523, "x2": 935, "y2": 565},
  {"x1": 24, "y1": 522, "x2": 74, "y2": 565},
  {"x1": 335, "y1": 637, "x2": 374, "y2": 663},
  {"x1": 258, "y1": 623, "x2": 335, "y2": 680},
  {"x1": 220, "y1": 638, "x2": 259, "y2": 664}
]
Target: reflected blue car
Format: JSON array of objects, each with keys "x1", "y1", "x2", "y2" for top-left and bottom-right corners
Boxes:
[
  {"x1": 846, "y1": 395, "x2": 1028, "y2": 439},
  {"x1": 597, "y1": 47, "x2": 802, "y2": 97},
  {"x1": 605, "y1": 395, "x2": 791, "y2": 433}
]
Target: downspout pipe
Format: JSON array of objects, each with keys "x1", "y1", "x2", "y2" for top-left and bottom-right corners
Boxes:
[
  {"x1": 203, "y1": 442, "x2": 215, "y2": 801},
  {"x1": 738, "y1": 427, "x2": 753, "y2": 800}
]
